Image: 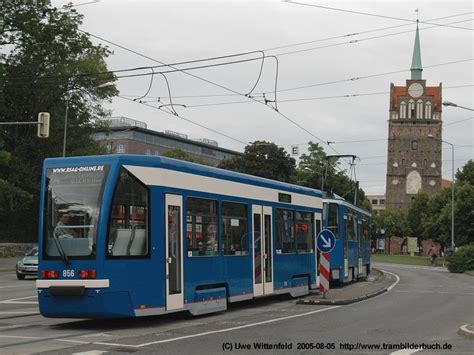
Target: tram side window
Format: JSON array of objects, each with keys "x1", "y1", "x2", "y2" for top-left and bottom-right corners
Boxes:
[
  {"x1": 107, "y1": 169, "x2": 149, "y2": 257},
  {"x1": 327, "y1": 203, "x2": 339, "y2": 238},
  {"x1": 222, "y1": 202, "x2": 248, "y2": 255},
  {"x1": 276, "y1": 209, "x2": 295, "y2": 254},
  {"x1": 186, "y1": 197, "x2": 218, "y2": 256},
  {"x1": 362, "y1": 219, "x2": 370, "y2": 241},
  {"x1": 345, "y1": 214, "x2": 357, "y2": 241},
  {"x1": 295, "y1": 211, "x2": 313, "y2": 253}
]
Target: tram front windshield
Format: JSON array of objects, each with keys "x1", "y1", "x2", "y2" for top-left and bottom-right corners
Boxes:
[{"x1": 43, "y1": 165, "x2": 109, "y2": 259}]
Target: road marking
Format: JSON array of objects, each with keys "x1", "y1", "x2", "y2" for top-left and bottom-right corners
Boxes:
[
  {"x1": 93, "y1": 306, "x2": 340, "y2": 348},
  {"x1": 0, "y1": 295, "x2": 38, "y2": 304},
  {"x1": 0, "y1": 311, "x2": 39, "y2": 315},
  {"x1": 0, "y1": 334, "x2": 40, "y2": 340},
  {"x1": 56, "y1": 339, "x2": 94, "y2": 345},
  {"x1": 72, "y1": 351, "x2": 108, "y2": 355},
  {"x1": 0, "y1": 284, "x2": 34, "y2": 289},
  {"x1": 381, "y1": 269, "x2": 400, "y2": 291},
  {"x1": 390, "y1": 349, "x2": 420, "y2": 355}
]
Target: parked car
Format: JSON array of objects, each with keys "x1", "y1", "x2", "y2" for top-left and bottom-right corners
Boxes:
[{"x1": 16, "y1": 247, "x2": 38, "y2": 280}]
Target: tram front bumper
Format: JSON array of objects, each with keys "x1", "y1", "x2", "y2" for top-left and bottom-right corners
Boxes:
[{"x1": 36, "y1": 279, "x2": 134, "y2": 318}]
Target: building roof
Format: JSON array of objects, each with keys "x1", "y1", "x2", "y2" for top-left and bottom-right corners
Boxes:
[
  {"x1": 410, "y1": 23, "x2": 423, "y2": 80},
  {"x1": 103, "y1": 125, "x2": 243, "y2": 156},
  {"x1": 390, "y1": 84, "x2": 442, "y2": 112}
]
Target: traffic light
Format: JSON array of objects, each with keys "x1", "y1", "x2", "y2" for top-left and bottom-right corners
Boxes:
[{"x1": 37, "y1": 112, "x2": 50, "y2": 138}]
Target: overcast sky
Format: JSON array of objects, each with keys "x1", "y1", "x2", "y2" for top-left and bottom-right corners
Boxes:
[{"x1": 55, "y1": 0, "x2": 473, "y2": 195}]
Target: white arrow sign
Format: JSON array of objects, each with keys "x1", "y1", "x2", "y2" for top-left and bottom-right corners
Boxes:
[
  {"x1": 320, "y1": 235, "x2": 332, "y2": 249},
  {"x1": 317, "y1": 229, "x2": 336, "y2": 253}
]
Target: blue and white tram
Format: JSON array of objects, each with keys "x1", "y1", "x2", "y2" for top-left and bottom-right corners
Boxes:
[
  {"x1": 323, "y1": 194, "x2": 371, "y2": 284},
  {"x1": 36, "y1": 154, "x2": 325, "y2": 318}
]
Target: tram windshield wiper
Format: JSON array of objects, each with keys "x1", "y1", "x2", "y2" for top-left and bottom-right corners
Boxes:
[{"x1": 51, "y1": 232, "x2": 71, "y2": 266}]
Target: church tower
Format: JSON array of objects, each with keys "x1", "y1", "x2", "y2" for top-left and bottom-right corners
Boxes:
[{"x1": 385, "y1": 23, "x2": 443, "y2": 209}]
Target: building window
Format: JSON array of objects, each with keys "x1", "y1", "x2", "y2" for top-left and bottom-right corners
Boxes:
[
  {"x1": 380, "y1": 199, "x2": 385, "y2": 205},
  {"x1": 145, "y1": 148, "x2": 151, "y2": 155},
  {"x1": 408, "y1": 100, "x2": 415, "y2": 118},
  {"x1": 399, "y1": 101, "x2": 407, "y2": 118},
  {"x1": 106, "y1": 144, "x2": 112, "y2": 153},
  {"x1": 425, "y1": 101, "x2": 432, "y2": 118},
  {"x1": 371, "y1": 199, "x2": 378, "y2": 205},
  {"x1": 116, "y1": 144, "x2": 125, "y2": 153},
  {"x1": 402, "y1": 159, "x2": 405, "y2": 165},
  {"x1": 221, "y1": 202, "x2": 248, "y2": 255},
  {"x1": 186, "y1": 198, "x2": 218, "y2": 256},
  {"x1": 416, "y1": 99, "x2": 423, "y2": 118},
  {"x1": 411, "y1": 140, "x2": 418, "y2": 150}
]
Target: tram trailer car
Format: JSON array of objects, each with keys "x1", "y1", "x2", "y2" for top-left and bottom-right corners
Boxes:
[
  {"x1": 37, "y1": 154, "x2": 326, "y2": 318},
  {"x1": 323, "y1": 195, "x2": 371, "y2": 284}
]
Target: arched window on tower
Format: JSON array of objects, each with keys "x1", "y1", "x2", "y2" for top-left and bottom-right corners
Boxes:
[
  {"x1": 425, "y1": 101, "x2": 432, "y2": 119},
  {"x1": 416, "y1": 100, "x2": 423, "y2": 118},
  {"x1": 400, "y1": 101, "x2": 407, "y2": 119},
  {"x1": 408, "y1": 100, "x2": 415, "y2": 118}
]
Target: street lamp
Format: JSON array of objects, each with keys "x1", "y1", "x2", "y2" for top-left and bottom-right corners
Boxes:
[
  {"x1": 442, "y1": 101, "x2": 474, "y2": 112},
  {"x1": 427, "y1": 134, "x2": 455, "y2": 249}
]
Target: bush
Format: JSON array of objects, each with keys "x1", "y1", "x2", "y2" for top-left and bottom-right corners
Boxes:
[{"x1": 447, "y1": 244, "x2": 474, "y2": 273}]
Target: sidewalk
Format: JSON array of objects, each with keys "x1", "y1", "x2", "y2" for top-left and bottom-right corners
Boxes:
[{"x1": 297, "y1": 268, "x2": 395, "y2": 305}]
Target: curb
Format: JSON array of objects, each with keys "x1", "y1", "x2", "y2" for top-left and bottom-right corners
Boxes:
[
  {"x1": 458, "y1": 324, "x2": 474, "y2": 340},
  {"x1": 296, "y1": 268, "x2": 391, "y2": 306},
  {"x1": 297, "y1": 288, "x2": 387, "y2": 305}
]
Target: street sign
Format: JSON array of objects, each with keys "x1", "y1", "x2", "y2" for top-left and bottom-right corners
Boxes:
[{"x1": 317, "y1": 229, "x2": 336, "y2": 253}]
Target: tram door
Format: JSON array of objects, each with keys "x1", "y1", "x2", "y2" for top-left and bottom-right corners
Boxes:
[
  {"x1": 165, "y1": 194, "x2": 184, "y2": 310},
  {"x1": 252, "y1": 205, "x2": 273, "y2": 296},
  {"x1": 314, "y1": 212, "x2": 322, "y2": 284}
]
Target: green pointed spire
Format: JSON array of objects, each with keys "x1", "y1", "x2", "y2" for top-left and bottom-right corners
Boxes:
[{"x1": 410, "y1": 22, "x2": 423, "y2": 80}]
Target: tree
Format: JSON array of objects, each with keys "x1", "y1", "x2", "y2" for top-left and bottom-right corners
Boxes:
[
  {"x1": 418, "y1": 159, "x2": 474, "y2": 247},
  {"x1": 218, "y1": 141, "x2": 296, "y2": 182},
  {"x1": 0, "y1": 1, "x2": 117, "y2": 242},
  {"x1": 292, "y1": 141, "x2": 369, "y2": 208},
  {"x1": 407, "y1": 192, "x2": 430, "y2": 239},
  {"x1": 456, "y1": 159, "x2": 474, "y2": 186},
  {"x1": 373, "y1": 208, "x2": 410, "y2": 239}
]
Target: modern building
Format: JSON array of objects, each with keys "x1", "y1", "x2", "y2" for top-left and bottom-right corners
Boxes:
[
  {"x1": 367, "y1": 194, "x2": 386, "y2": 212},
  {"x1": 92, "y1": 117, "x2": 242, "y2": 166},
  {"x1": 385, "y1": 23, "x2": 442, "y2": 209}
]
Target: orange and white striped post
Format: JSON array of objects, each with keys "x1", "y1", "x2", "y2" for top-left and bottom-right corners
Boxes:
[{"x1": 319, "y1": 252, "x2": 330, "y2": 297}]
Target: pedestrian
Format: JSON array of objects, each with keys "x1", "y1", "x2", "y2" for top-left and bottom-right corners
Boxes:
[{"x1": 428, "y1": 244, "x2": 438, "y2": 265}]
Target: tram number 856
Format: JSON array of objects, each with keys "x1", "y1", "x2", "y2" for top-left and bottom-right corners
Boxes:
[{"x1": 62, "y1": 270, "x2": 75, "y2": 278}]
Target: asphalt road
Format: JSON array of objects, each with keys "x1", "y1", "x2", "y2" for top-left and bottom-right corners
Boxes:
[{"x1": 0, "y1": 263, "x2": 472, "y2": 354}]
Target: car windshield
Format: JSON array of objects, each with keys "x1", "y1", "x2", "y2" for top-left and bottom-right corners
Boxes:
[
  {"x1": 43, "y1": 165, "x2": 109, "y2": 259},
  {"x1": 27, "y1": 248, "x2": 38, "y2": 257}
]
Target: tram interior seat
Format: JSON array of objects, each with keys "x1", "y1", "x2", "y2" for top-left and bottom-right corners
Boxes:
[{"x1": 112, "y1": 228, "x2": 147, "y2": 256}]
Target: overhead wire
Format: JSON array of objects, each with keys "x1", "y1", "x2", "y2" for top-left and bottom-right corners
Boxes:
[
  {"x1": 285, "y1": 1, "x2": 474, "y2": 31},
  {"x1": 116, "y1": 95, "x2": 249, "y2": 146},
  {"x1": 80, "y1": 28, "x2": 337, "y2": 151},
  {"x1": 273, "y1": 18, "x2": 473, "y2": 57},
  {"x1": 262, "y1": 11, "x2": 474, "y2": 52}
]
